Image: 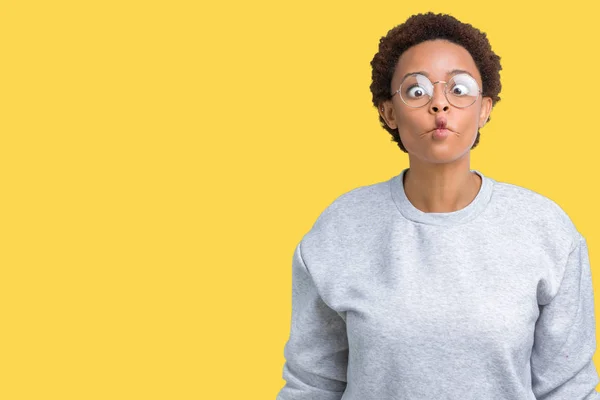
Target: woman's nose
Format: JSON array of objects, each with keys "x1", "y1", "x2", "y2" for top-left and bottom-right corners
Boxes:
[{"x1": 429, "y1": 82, "x2": 450, "y2": 113}]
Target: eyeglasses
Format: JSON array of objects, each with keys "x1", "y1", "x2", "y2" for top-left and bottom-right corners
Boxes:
[{"x1": 392, "y1": 73, "x2": 483, "y2": 109}]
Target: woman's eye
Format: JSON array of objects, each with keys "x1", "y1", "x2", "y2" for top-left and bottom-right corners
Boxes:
[
  {"x1": 451, "y1": 84, "x2": 469, "y2": 96},
  {"x1": 407, "y1": 86, "x2": 427, "y2": 98},
  {"x1": 449, "y1": 74, "x2": 479, "y2": 96}
]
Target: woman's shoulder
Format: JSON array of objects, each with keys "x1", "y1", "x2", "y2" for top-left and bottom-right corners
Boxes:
[
  {"x1": 309, "y1": 178, "x2": 391, "y2": 229},
  {"x1": 491, "y1": 178, "x2": 580, "y2": 243}
]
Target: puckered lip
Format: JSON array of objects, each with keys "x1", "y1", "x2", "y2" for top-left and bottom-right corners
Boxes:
[
  {"x1": 428, "y1": 127, "x2": 451, "y2": 133},
  {"x1": 435, "y1": 117, "x2": 448, "y2": 129}
]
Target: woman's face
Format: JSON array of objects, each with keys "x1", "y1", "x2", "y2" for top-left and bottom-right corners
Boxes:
[{"x1": 380, "y1": 39, "x2": 492, "y2": 164}]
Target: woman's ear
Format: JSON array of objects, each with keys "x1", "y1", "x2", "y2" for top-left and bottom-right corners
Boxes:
[
  {"x1": 479, "y1": 97, "x2": 493, "y2": 128},
  {"x1": 379, "y1": 102, "x2": 398, "y2": 129}
]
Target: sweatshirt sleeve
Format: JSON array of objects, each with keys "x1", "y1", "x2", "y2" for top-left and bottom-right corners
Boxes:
[
  {"x1": 276, "y1": 241, "x2": 349, "y2": 400},
  {"x1": 531, "y1": 235, "x2": 600, "y2": 399}
]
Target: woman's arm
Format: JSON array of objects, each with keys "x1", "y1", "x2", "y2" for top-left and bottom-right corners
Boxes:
[
  {"x1": 276, "y1": 242, "x2": 349, "y2": 400},
  {"x1": 531, "y1": 234, "x2": 600, "y2": 399}
]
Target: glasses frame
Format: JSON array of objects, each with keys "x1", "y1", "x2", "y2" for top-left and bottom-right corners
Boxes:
[{"x1": 392, "y1": 73, "x2": 483, "y2": 109}]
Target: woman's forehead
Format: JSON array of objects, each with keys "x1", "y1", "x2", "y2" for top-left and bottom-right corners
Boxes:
[{"x1": 393, "y1": 40, "x2": 481, "y2": 85}]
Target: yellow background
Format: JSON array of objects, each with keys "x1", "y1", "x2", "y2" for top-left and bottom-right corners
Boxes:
[{"x1": 1, "y1": 0, "x2": 599, "y2": 398}]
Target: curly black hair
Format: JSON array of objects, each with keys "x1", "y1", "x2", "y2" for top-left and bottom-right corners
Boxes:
[{"x1": 370, "y1": 12, "x2": 502, "y2": 153}]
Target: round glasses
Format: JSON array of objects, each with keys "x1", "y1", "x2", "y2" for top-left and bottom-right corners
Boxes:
[{"x1": 392, "y1": 73, "x2": 482, "y2": 108}]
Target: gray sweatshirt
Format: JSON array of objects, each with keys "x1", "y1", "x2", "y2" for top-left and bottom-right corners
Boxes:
[{"x1": 276, "y1": 167, "x2": 600, "y2": 400}]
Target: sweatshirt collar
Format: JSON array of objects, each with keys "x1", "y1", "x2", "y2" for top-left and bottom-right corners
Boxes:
[{"x1": 390, "y1": 167, "x2": 495, "y2": 226}]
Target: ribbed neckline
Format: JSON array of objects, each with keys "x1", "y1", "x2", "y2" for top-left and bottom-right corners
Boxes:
[{"x1": 389, "y1": 167, "x2": 495, "y2": 226}]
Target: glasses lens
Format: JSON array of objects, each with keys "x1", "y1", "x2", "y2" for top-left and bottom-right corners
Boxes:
[
  {"x1": 399, "y1": 74, "x2": 433, "y2": 107},
  {"x1": 445, "y1": 73, "x2": 480, "y2": 107}
]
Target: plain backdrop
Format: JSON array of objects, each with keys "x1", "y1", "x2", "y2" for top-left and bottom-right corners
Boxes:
[{"x1": 1, "y1": 1, "x2": 599, "y2": 399}]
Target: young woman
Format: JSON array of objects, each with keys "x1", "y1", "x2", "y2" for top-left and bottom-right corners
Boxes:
[{"x1": 276, "y1": 12, "x2": 600, "y2": 400}]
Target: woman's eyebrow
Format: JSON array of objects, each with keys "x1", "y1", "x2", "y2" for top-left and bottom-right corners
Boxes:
[{"x1": 401, "y1": 69, "x2": 473, "y2": 81}]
